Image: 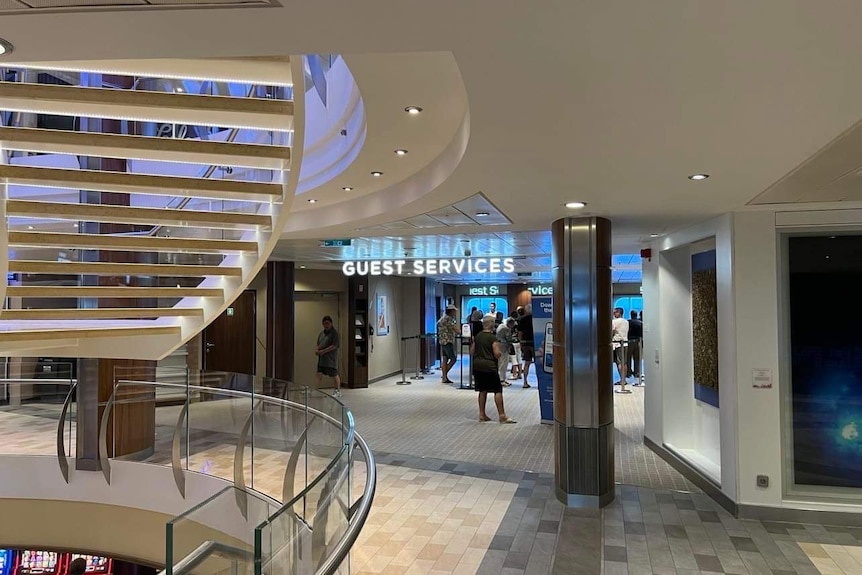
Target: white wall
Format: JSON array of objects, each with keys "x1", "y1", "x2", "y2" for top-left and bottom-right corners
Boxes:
[
  {"x1": 368, "y1": 276, "x2": 421, "y2": 380},
  {"x1": 731, "y1": 210, "x2": 783, "y2": 506},
  {"x1": 644, "y1": 214, "x2": 738, "y2": 500}
]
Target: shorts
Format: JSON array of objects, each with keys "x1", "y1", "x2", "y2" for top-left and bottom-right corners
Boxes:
[
  {"x1": 473, "y1": 370, "x2": 503, "y2": 393},
  {"x1": 521, "y1": 344, "x2": 535, "y2": 362},
  {"x1": 512, "y1": 342, "x2": 522, "y2": 361},
  {"x1": 613, "y1": 344, "x2": 627, "y2": 365},
  {"x1": 317, "y1": 366, "x2": 338, "y2": 377},
  {"x1": 441, "y1": 342, "x2": 456, "y2": 361}
]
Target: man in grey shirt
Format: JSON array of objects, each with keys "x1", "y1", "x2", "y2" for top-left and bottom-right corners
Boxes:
[{"x1": 315, "y1": 315, "x2": 341, "y2": 397}]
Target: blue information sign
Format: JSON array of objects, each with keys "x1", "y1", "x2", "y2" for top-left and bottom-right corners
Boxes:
[{"x1": 532, "y1": 295, "x2": 554, "y2": 424}]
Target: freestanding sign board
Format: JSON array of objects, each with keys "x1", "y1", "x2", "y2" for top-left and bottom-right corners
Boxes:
[{"x1": 532, "y1": 295, "x2": 554, "y2": 424}]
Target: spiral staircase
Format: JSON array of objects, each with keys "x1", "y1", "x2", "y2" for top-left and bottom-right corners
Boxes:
[{"x1": 0, "y1": 58, "x2": 302, "y2": 359}]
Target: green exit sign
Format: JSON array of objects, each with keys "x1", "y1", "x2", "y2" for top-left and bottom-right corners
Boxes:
[{"x1": 323, "y1": 239, "x2": 353, "y2": 247}]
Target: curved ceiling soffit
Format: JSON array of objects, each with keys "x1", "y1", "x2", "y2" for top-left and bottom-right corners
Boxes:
[{"x1": 283, "y1": 105, "x2": 471, "y2": 234}]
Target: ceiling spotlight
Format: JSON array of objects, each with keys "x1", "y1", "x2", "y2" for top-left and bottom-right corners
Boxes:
[
  {"x1": 688, "y1": 173, "x2": 709, "y2": 181},
  {"x1": 307, "y1": 199, "x2": 317, "y2": 203},
  {"x1": 394, "y1": 149, "x2": 408, "y2": 156},
  {"x1": 565, "y1": 202, "x2": 586, "y2": 209},
  {"x1": 476, "y1": 212, "x2": 490, "y2": 217},
  {"x1": 342, "y1": 186, "x2": 353, "y2": 191},
  {"x1": 0, "y1": 38, "x2": 13, "y2": 56},
  {"x1": 371, "y1": 171, "x2": 384, "y2": 177},
  {"x1": 404, "y1": 106, "x2": 423, "y2": 115}
]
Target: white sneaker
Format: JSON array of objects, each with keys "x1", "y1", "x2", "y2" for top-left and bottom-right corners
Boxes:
[{"x1": 334, "y1": 389, "x2": 342, "y2": 398}]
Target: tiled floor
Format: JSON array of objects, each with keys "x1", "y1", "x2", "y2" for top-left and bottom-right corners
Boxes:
[{"x1": 4, "y1": 369, "x2": 861, "y2": 574}]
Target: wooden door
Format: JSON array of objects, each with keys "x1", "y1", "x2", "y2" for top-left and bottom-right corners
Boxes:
[{"x1": 203, "y1": 290, "x2": 256, "y2": 375}]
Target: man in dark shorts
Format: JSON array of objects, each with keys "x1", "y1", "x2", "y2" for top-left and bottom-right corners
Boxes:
[
  {"x1": 437, "y1": 304, "x2": 459, "y2": 384},
  {"x1": 518, "y1": 303, "x2": 535, "y2": 388},
  {"x1": 315, "y1": 315, "x2": 341, "y2": 397}
]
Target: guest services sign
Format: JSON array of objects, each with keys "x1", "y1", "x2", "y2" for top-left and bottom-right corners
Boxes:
[{"x1": 342, "y1": 258, "x2": 516, "y2": 276}]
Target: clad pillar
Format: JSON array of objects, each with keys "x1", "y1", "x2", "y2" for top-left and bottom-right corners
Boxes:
[
  {"x1": 552, "y1": 217, "x2": 614, "y2": 507},
  {"x1": 266, "y1": 261, "x2": 295, "y2": 382}
]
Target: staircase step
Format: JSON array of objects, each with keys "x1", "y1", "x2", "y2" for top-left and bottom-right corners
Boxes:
[
  {"x1": 0, "y1": 325, "x2": 181, "y2": 342},
  {"x1": 9, "y1": 231, "x2": 258, "y2": 254},
  {"x1": 7, "y1": 286, "x2": 224, "y2": 298},
  {"x1": 9, "y1": 261, "x2": 242, "y2": 277},
  {"x1": 0, "y1": 308, "x2": 204, "y2": 320},
  {"x1": 0, "y1": 165, "x2": 281, "y2": 202},
  {"x1": 0, "y1": 82, "x2": 293, "y2": 131},
  {"x1": 7, "y1": 200, "x2": 271, "y2": 230},
  {"x1": 0, "y1": 127, "x2": 290, "y2": 170}
]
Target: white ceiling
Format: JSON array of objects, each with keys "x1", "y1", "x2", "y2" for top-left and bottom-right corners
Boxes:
[{"x1": 5, "y1": 0, "x2": 862, "y2": 259}]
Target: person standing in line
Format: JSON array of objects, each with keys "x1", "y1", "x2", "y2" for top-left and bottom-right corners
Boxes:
[
  {"x1": 315, "y1": 315, "x2": 342, "y2": 397},
  {"x1": 509, "y1": 306, "x2": 524, "y2": 380},
  {"x1": 472, "y1": 315, "x2": 516, "y2": 424},
  {"x1": 470, "y1": 307, "x2": 484, "y2": 340},
  {"x1": 437, "y1": 304, "x2": 459, "y2": 384},
  {"x1": 612, "y1": 307, "x2": 629, "y2": 386},
  {"x1": 518, "y1": 304, "x2": 535, "y2": 388},
  {"x1": 628, "y1": 310, "x2": 643, "y2": 382},
  {"x1": 496, "y1": 317, "x2": 516, "y2": 387}
]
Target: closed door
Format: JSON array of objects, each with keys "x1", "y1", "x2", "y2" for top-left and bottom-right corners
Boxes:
[
  {"x1": 294, "y1": 292, "x2": 340, "y2": 387},
  {"x1": 203, "y1": 290, "x2": 256, "y2": 374}
]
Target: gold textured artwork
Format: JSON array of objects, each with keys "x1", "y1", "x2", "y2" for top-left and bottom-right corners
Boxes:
[{"x1": 692, "y1": 250, "x2": 719, "y2": 407}]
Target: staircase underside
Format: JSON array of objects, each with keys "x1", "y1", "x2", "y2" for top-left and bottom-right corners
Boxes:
[{"x1": 0, "y1": 58, "x2": 302, "y2": 358}]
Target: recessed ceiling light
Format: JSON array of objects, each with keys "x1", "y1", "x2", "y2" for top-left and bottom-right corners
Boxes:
[
  {"x1": 650, "y1": 233, "x2": 660, "y2": 238},
  {"x1": 688, "y1": 173, "x2": 709, "y2": 181},
  {"x1": 404, "y1": 106, "x2": 423, "y2": 115},
  {"x1": 0, "y1": 38, "x2": 14, "y2": 56},
  {"x1": 307, "y1": 199, "x2": 317, "y2": 203},
  {"x1": 476, "y1": 212, "x2": 490, "y2": 217},
  {"x1": 371, "y1": 171, "x2": 383, "y2": 177},
  {"x1": 394, "y1": 149, "x2": 408, "y2": 156},
  {"x1": 564, "y1": 202, "x2": 586, "y2": 209},
  {"x1": 299, "y1": 265, "x2": 307, "y2": 269},
  {"x1": 342, "y1": 186, "x2": 353, "y2": 191},
  {"x1": 27, "y1": 225, "x2": 33, "y2": 230}
]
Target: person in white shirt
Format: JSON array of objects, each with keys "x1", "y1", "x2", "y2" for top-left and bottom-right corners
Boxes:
[{"x1": 612, "y1": 307, "x2": 629, "y2": 385}]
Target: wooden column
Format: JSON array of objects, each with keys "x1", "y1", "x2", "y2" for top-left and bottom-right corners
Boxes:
[
  {"x1": 266, "y1": 261, "x2": 295, "y2": 382},
  {"x1": 75, "y1": 73, "x2": 156, "y2": 469},
  {"x1": 508, "y1": 284, "x2": 532, "y2": 313}
]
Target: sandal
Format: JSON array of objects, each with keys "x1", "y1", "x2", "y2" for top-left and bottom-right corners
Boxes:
[
  {"x1": 442, "y1": 379, "x2": 454, "y2": 384},
  {"x1": 500, "y1": 417, "x2": 517, "y2": 424},
  {"x1": 479, "y1": 415, "x2": 492, "y2": 422},
  {"x1": 522, "y1": 383, "x2": 532, "y2": 388}
]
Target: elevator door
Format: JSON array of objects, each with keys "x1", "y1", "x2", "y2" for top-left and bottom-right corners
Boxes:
[{"x1": 294, "y1": 293, "x2": 341, "y2": 388}]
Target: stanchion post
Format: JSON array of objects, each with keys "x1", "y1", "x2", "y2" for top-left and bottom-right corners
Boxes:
[
  {"x1": 396, "y1": 337, "x2": 411, "y2": 385},
  {"x1": 410, "y1": 336, "x2": 424, "y2": 380}
]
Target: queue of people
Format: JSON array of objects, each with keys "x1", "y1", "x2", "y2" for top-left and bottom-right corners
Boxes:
[
  {"x1": 611, "y1": 307, "x2": 644, "y2": 389},
  {"x1": 436, "y1": 302, "x2": 537, "y2": 423}
]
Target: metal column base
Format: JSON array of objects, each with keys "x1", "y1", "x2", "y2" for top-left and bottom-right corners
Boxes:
[{"x1": 555, "y1": 421, "x2": 615, "y2": 508}]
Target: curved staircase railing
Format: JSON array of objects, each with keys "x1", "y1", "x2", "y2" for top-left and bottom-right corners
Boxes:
[{"x1": 0, "y1": 366, "x2": 374, "y2": 575}]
